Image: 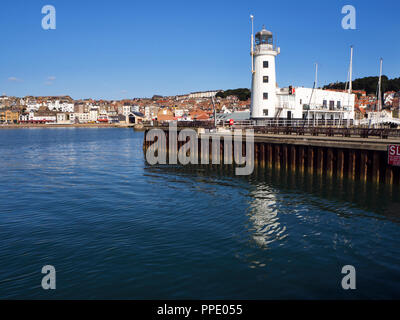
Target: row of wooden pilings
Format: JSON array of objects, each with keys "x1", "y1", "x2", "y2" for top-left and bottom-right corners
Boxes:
[
  {"x1": 252, "y1": 142, "x2": 398, "y2": 184},
  {"x1": 143, "y1": 129, "x2": 400, "y2": 185}
]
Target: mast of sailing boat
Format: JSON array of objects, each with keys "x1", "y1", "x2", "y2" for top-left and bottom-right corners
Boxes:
[
  {"x1": 377, "y1": 58, "x2": 383, "y2": 125},
  {"x1": 306, "y1": 63, "x2": 317, "y2": 127},
  {"x1": 346, "y1": 46, "x2": 353, "y2": 127},
  {"x1": 341, "y1": 46, "x2": 353, "y2": 127}
]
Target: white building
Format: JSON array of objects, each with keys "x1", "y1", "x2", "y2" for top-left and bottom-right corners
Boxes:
[
  {"x1": 250, "y1": 26, "x2": 280, "y2": 119},
  {"x1": 250, "y1": 25, "x2": 355, "y2": 121},
  {"x1": 121, "y1": 105, "x2": 132, "y2": 117},
  {"x1": 144, "y1": 105, "x2": 158, "y2": 120},
  {"x1": 27, "y1": 112, "x2": 56, "y2": 123},
  {"x1": 75, "y1": 112, "x2": 90, "y2": 123},
  {"x1": 60, "y1": 103, "x2": 74, "y2": 113},
  {"x1": 89, "y1": 108, "x2": 99, "y2": 122},
  {"x1": 56, "y1": 113, "x2": 75, "y2": 124},
  {"x1": 188, "y1": 90, "x2": 219, "y2": 99},
  {"x1": 174, "y1": 109, "x2": 184, "y2": 117},
  {"x1": 47, "y1": 100, "x2": 60, "y2": 111},
  {"x1": 293, "y1": 87, "x2": 355, "y2": 121},
  {"x1": 26, "y1": 102, "x2": 41, "y2": 112}
]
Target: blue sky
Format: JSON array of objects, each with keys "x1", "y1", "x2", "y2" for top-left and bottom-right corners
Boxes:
[{"x1": 0, "y1": 0, "x2": 399, "y2": 99}]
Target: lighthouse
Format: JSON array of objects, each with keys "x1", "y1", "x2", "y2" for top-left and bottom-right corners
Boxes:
[{"x1": 250, "y1": 24, "x2": 280, "y2": 119}]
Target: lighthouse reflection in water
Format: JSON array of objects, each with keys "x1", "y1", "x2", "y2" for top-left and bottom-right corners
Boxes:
[{"x1": 247, "y1": 184, "x2": 287, "y2": 249}]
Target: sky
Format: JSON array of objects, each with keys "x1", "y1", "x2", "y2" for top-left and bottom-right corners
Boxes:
[{"x1": 0, "y1": 0, "x2": 399, "y2": 100}]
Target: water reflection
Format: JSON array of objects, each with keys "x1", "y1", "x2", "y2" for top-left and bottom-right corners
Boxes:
[
  {"x1": 146, "y1": 163, "x2": 400, "y2": 223},
  {"x1": 247, "y1": 184, "x2": 287, "y2": 248}
]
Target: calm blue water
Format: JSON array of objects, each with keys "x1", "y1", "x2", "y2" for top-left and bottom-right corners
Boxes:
[{"x1": 0, "y1": 128, "x2": 399, "y2": 299}]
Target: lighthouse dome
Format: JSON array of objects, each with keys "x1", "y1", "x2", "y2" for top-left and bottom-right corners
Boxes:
[{"x1": 255, "y1": 26, "x2": 273, "y2": 45}]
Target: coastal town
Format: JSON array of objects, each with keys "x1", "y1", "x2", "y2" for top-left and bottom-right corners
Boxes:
[
  {"x1": 0, "y1": 90, "x2": 246, "y2": 126},
  {"x1": 1, "y1": 86, "x2": 400, "y2": 126}
]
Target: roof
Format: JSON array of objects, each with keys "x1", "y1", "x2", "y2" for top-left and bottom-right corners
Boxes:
[
  {"x1": 132, "y1": 111, "x2": 144, "y2": 117},
  {"x1": 216, "y1": 111, "x2": 250, "y2": 121},
  {"x1": 256, "y1": 26, "x2": 272, "y2": 38}
]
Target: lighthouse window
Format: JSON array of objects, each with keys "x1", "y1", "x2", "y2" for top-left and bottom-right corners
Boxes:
[
  {"x1": 263, "y1": 61, "x2": 269, "y2": 68},
  {"x1": 263, "y1": 92, "x2": 268, "y2": 100},
  {"x1": 263, "y1": 109, "x2": 268, "y2": 116},
  {"x1": 263, "y1": 76, "x2": 269, "y2": 83}
]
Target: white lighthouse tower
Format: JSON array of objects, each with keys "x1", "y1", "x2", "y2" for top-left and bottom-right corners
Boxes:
[{"x1": 250, "y1": 23, "x2": 280, "y2": 119}]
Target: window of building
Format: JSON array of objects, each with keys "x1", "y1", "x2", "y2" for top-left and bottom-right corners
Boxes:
[
  {"x1": 263, "y1": 76, "x2": 269, "y2": 83},
  {"x1": 263, "y1": 92, "x2": 268, "y2": 100},
  {"x1": 329, "y1": 100, "x2": 335, "y2": 110},
  {"x1": 263, "y1": 109, "x2": 268, "y2": 116},
  {"x1": 337, "y1": 101, "x2": 341, "y2": 109},
  {"x1": 323, "y1": 100, "x2": 327, "y2": 108},
  {"x1": 263, "y1": 61, "x2": 269, "y2": 68}
]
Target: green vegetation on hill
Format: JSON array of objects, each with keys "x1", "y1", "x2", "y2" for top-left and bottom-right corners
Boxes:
[
  {"x1": 323, "y1": 76, "x2": 400, "y2": 95},
  {"x1": 216, "y1": 88, "x2": 251, "y2": 101}
]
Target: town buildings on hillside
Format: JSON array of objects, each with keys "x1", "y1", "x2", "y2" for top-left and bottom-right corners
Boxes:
[{"x1": 0, "y1": 87, "x2": 399, "y2": 125}]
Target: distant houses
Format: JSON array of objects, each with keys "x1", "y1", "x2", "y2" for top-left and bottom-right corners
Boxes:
[{"x1": 1, "y1": 88, "x2": 398, "y2": 126}]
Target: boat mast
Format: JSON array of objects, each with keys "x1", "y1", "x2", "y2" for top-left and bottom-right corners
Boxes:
[
  {"x1": 344, "y1": 46, "x2": 353, "y2": 127},
  {"x1": 306, "y1": 63, "x2": 318, "y2": 127},
  {"x1": 211, "y1": 96, "x2": 217, "y2": 128},
  {"x1": 378, "y1": 58, "x2": 383, "y2": 114},
  {"x1": 315, "y1": 62, "x2": 318, "y2": 89},
  {"x1": 314, "y1": 63, "x2": 318, "y2": 126},
  {"x1": 348, "y1": 46, "x2": 353, "y2": 94}
]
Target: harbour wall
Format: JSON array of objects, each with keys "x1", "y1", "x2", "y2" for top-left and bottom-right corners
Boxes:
[{"x1": 143, "y1": 128, "x2": 400, "y2": 185}]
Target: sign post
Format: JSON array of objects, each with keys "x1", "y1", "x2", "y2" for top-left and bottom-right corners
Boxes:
[{"x1": 388, "y1": 144, "x2": 400, "y2": 166}]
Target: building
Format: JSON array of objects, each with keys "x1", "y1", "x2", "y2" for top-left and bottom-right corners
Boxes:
[
  {"x1": 126, "y1": 111, "x2": 145, "y2": 124},
  {"x1": 21, "y1": 111, "x2": 57, "y2": 124},
  {"x1": 56, "y1": 113, "x2": 75, "y2": 124},
  {"x1": 174, "y1": 109, "x2": 184, "y2": 117},
  {"x1": 89, "y1": 108, "x2": 99, "y2": 122},
  {"x1": 250, "y1": 25, "x2": 355, "y2": 121},
  {"x1": 0, "y1": 109, "x2": 20, "y2": 124},
  {"x1": 188, "y1": 90, "x2": 220, "y2": 99},
  {"x1": 144, "y1": 106, "x2": 159, "y2": 120},
  {"x1": 122, "y1": 104, "x2": 132, "y2": 117},
  {"x1": 107, "y1": 110, "x2": 119, "y2": 123},
  {"x1": 157, "y1": 108, "x2": 174, "y2": 122},
  {"x1": 250, "y1": 26, "x2": 280, "y2": 119},
  {"x1": 75, "y1": 112, "x2": 90, "y2": 123},
  {"x1": 292, "y1": 88, "x2": 355, "y2": 121},
  {"x1": 189, "y1": 109, "x2": 210, "y2": 121}
]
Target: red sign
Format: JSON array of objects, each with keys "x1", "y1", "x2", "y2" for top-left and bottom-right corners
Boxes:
[
  {"x1": 388, "y1": 144, "x2": 400, "y2": 166},
  {"x1": 229, "y1": 119, "x2": 234, "y2": 126}
]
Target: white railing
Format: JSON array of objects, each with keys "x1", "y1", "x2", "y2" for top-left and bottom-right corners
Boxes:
[
  {"x1": 304, "y1": 105, "x2": 353, "y2": 112},
  {"x1": 222, "y1": 119, "x2": 354, "y2": 128}
]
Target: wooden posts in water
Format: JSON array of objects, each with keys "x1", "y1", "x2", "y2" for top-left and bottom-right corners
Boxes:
[{"x1": 143, "y1": 129, "x2": 400, "y2": 185}]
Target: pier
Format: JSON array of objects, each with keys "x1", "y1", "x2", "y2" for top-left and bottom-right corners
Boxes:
[{"x1": 143, "y1": 126, "x2": 400, "y2": 185}]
